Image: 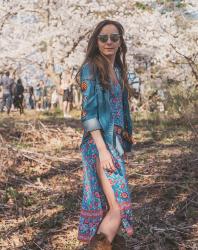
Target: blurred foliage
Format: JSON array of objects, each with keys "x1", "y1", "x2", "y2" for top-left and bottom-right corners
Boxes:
[
  {"x1": 135, "y1": 2, "x2": 151, "y2": 11},
  {"x1": 165, "y1": 83, "x2": 198, "y2": 119}
]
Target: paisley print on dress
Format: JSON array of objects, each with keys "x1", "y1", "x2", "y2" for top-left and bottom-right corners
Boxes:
[{"x1": 78, "y1": 80, "x2": 133, "y2": 242}]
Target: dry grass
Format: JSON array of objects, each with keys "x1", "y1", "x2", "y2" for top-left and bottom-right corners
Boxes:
[{"x1": 0, "y1": 110, "x2": 197, "y2": 250}]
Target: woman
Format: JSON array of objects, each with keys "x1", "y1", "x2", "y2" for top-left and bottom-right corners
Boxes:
[{"x1": 77, "y1": 20, "x2": 134, "y2": 250}]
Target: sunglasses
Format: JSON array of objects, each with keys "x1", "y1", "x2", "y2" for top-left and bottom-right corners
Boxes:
[{"x1": 97, "y1": 33, "x2": 120, "y2": 43}]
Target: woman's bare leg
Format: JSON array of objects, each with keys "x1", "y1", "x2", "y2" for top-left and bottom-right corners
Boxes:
[
  {"x1": 96, "y1": 158, "x2": 121, "y2": 243},
  {"x1": 67, "y1": 102, "x2": 71, "y2": 113},
  {"x1": 63, "y1": 101, "x2": 68, "y2": 117}
]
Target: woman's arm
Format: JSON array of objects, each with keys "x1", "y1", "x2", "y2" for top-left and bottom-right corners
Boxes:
[
  {"x1": 80, "y1": 63, "x2": 115, "y2": 171},
  {"x1": 90, "y1": 130, "x2": 115, "y2": 171},
  {"x1": 80, "y1": 63, "x2": 101, "y2": 132}
]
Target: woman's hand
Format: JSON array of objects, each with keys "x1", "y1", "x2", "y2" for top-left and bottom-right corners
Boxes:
[
  {"x1": 98, "y1": 148, "x2": 115, "y2": 172},
  {"x1": 89, "y1": 129, "x2": 115, "y2": 172},
  {"x1": 123, "y1": 153, "x2": 129, "y2": 165}
]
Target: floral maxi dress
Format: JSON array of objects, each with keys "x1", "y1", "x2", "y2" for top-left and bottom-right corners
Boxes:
[{"x1": 78, "y1": 80, "x2": 133, "y2": 242}]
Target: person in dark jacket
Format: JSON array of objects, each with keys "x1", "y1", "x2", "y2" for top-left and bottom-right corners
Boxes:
[{"x1": 13, "y1": 78, "x2": 24, "y2": 114}]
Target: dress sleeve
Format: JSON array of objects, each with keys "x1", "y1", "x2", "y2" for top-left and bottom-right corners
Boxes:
[{"x1": 80, "y1": 63, "x2": 102, "y2": 133}]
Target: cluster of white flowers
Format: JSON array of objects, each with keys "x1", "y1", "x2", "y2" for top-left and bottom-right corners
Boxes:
[{"x1": 0, "y1": 0, "x2": 197, "y2": 89}]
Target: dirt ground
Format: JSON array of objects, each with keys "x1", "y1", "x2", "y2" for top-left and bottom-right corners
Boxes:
[{"x1": 0, "y1": 110, "x2": 197, "y2": 250}]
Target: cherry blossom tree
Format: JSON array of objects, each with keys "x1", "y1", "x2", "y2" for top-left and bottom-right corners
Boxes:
[{"x1": 0, "y1": 0, "x2": 197, "y2": 109}]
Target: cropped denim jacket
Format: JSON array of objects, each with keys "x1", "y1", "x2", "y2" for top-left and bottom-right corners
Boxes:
[{"x1": 80, "y1": 62, "x2": 133, "y2": 155}]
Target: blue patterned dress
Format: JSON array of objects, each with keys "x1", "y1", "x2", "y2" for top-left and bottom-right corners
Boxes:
[{"x1": 78, "y1": 80, "x2": 133, "y2": 242}]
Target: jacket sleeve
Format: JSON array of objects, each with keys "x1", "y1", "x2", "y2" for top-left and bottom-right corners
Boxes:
[{"x1": 80, "y1": 63, "x2": 102, "y2": 132}]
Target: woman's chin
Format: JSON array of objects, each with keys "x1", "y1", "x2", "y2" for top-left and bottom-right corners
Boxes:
[{"x1": 102, "y1": 52, "x2": 116, "y2": 57}]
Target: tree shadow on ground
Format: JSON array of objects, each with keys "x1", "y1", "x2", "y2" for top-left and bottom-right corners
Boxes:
[
  {"x1": 1, "y1": 158, "x2": 83, "y2": 249},
  {"x1": 20, "y1": 189, "x2": 82, "y2": 250},
  {"x1": 0, "y1": 115, "x2": 82, "y2": 141},
  {"x1": 128, "y1": 138, "x2": 198, "y2": 250},
  {"x1": 39, "y1": 116, "x2": 82, "y2": 130},
  {"x1": 133, "y1": 115, "x2": 197, "y2": 130},
  {"x1": 0, "y1": 114, "x2": 84, "y2": 249},
  {"x1": 1, "y1": 113, "x2": 197, "y2": 249}
]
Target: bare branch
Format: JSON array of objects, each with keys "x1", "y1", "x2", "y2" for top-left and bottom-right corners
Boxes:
[
  {"x1": 170, "y1": 44, "x2": 198, "y2": 81},
  {"x1": 65, "y1": 29, "x2": 91, "y2": 58}
]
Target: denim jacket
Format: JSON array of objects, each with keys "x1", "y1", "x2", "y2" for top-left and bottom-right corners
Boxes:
[{"x1": 80, "y1": 62, "x2": 133, "y2": 155}]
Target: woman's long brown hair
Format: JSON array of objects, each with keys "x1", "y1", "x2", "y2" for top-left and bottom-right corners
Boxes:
[{"x1": 76, "y1": 19, "x2": 131, "y2": 95}]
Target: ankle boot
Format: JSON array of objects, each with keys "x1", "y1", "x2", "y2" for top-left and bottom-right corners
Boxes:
[
  {"x1": 112, "y1": 234, "x2": 126, "y2": 250},
  {"x1": 89, "y1": 232, "x2": 112, "y2": 250}
]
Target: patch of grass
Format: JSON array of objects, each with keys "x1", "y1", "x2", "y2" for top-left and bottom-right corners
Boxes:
[
  {"x1": 176, "y1": 2, "x2": 186, "y2": 8},
  {"x1": 70, "y1": 109, "x2": 81, "y2": 119},
  {"x1": 186, "y1": 207, "x2": 198, "y2": 219},
  {"x1": 14, "y1": 142, "x2": 31, "y2": 149},
  {"x1": 42, "y1": 107, "x2": 63, "y2": 118},
  {"x1": 40, "y1": 212, "x2": 64, "y2": 229},
  {"x1": 164, "y1": 187, "x2": 178, "y2": 199},
  {"x1": 28, "y1": 216, "x2": 38, "y2": 227},
  {"x1": 3, "y1": 187, "x2": 36, "y2": 207}
]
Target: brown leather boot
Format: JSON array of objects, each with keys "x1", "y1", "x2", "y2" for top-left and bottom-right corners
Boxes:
[
  {"x1": 112, "y1": 234, "x2": 126, "y2": 250},
  {"x1": 89, "y1": 232, "x2": 112, "y2": 250}
]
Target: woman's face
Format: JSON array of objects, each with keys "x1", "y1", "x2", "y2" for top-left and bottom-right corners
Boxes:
[{"x1": 97, "y1": 24, "x2": 121, "y2": 59}]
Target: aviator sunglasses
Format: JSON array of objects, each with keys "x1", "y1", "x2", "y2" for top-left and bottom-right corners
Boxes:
[{"x1": 97, "y1": 33, "x2": 120, "y2": 43}]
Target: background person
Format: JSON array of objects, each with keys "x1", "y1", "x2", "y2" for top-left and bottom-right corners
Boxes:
[
  {"x1": 60, "y1": 69, "x2": 73, "y2": 118},
  {"x1": 40, "y1": 80, "x2": 49, "y2": 110},
  {"x1": 50, "y1": 87, "x2": 59, "y2": 110},
  {"x1": 0, "y1": 71, "x2": 14, "y2": 114},
  {"x1": 35, "y1": 81, "x2": 42, "y2": 111},
  {"x1": 28, "y1": 86, "x2": 35, "y2": 109},
  {"x1": 13, "y1": 78, "x2": 24, "y2": 114}
]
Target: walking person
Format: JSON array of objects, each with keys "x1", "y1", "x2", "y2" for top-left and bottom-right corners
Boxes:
[
  {"x1": 35, "y1": 81, "x2": 42, "y2": 111},
  {"x1": 28, "y1": 86, "x2": 35, "y2": 109},
  {"x1": 40, "y1": 80, "x2": 48, "y2": 110},
  {"x1": 61, "y1": 69, "x2": 73, "y2": 118},
  {"x1": 76, "y1": 20, "x2": 134, "y2": 250},
  {"x1": 0, "y1": 71, "x2": 14, "y2": 114},
  {"x1": 50, "y1": 87, "x2": 59, "y2": 111},
  {"x1": 13, "y1": 78, "x2": 24, "y2": 114}
]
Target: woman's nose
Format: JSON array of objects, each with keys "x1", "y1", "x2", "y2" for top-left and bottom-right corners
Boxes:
[{"x1": 106, "y1": 38, "x2": 113, "y2": 44}]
